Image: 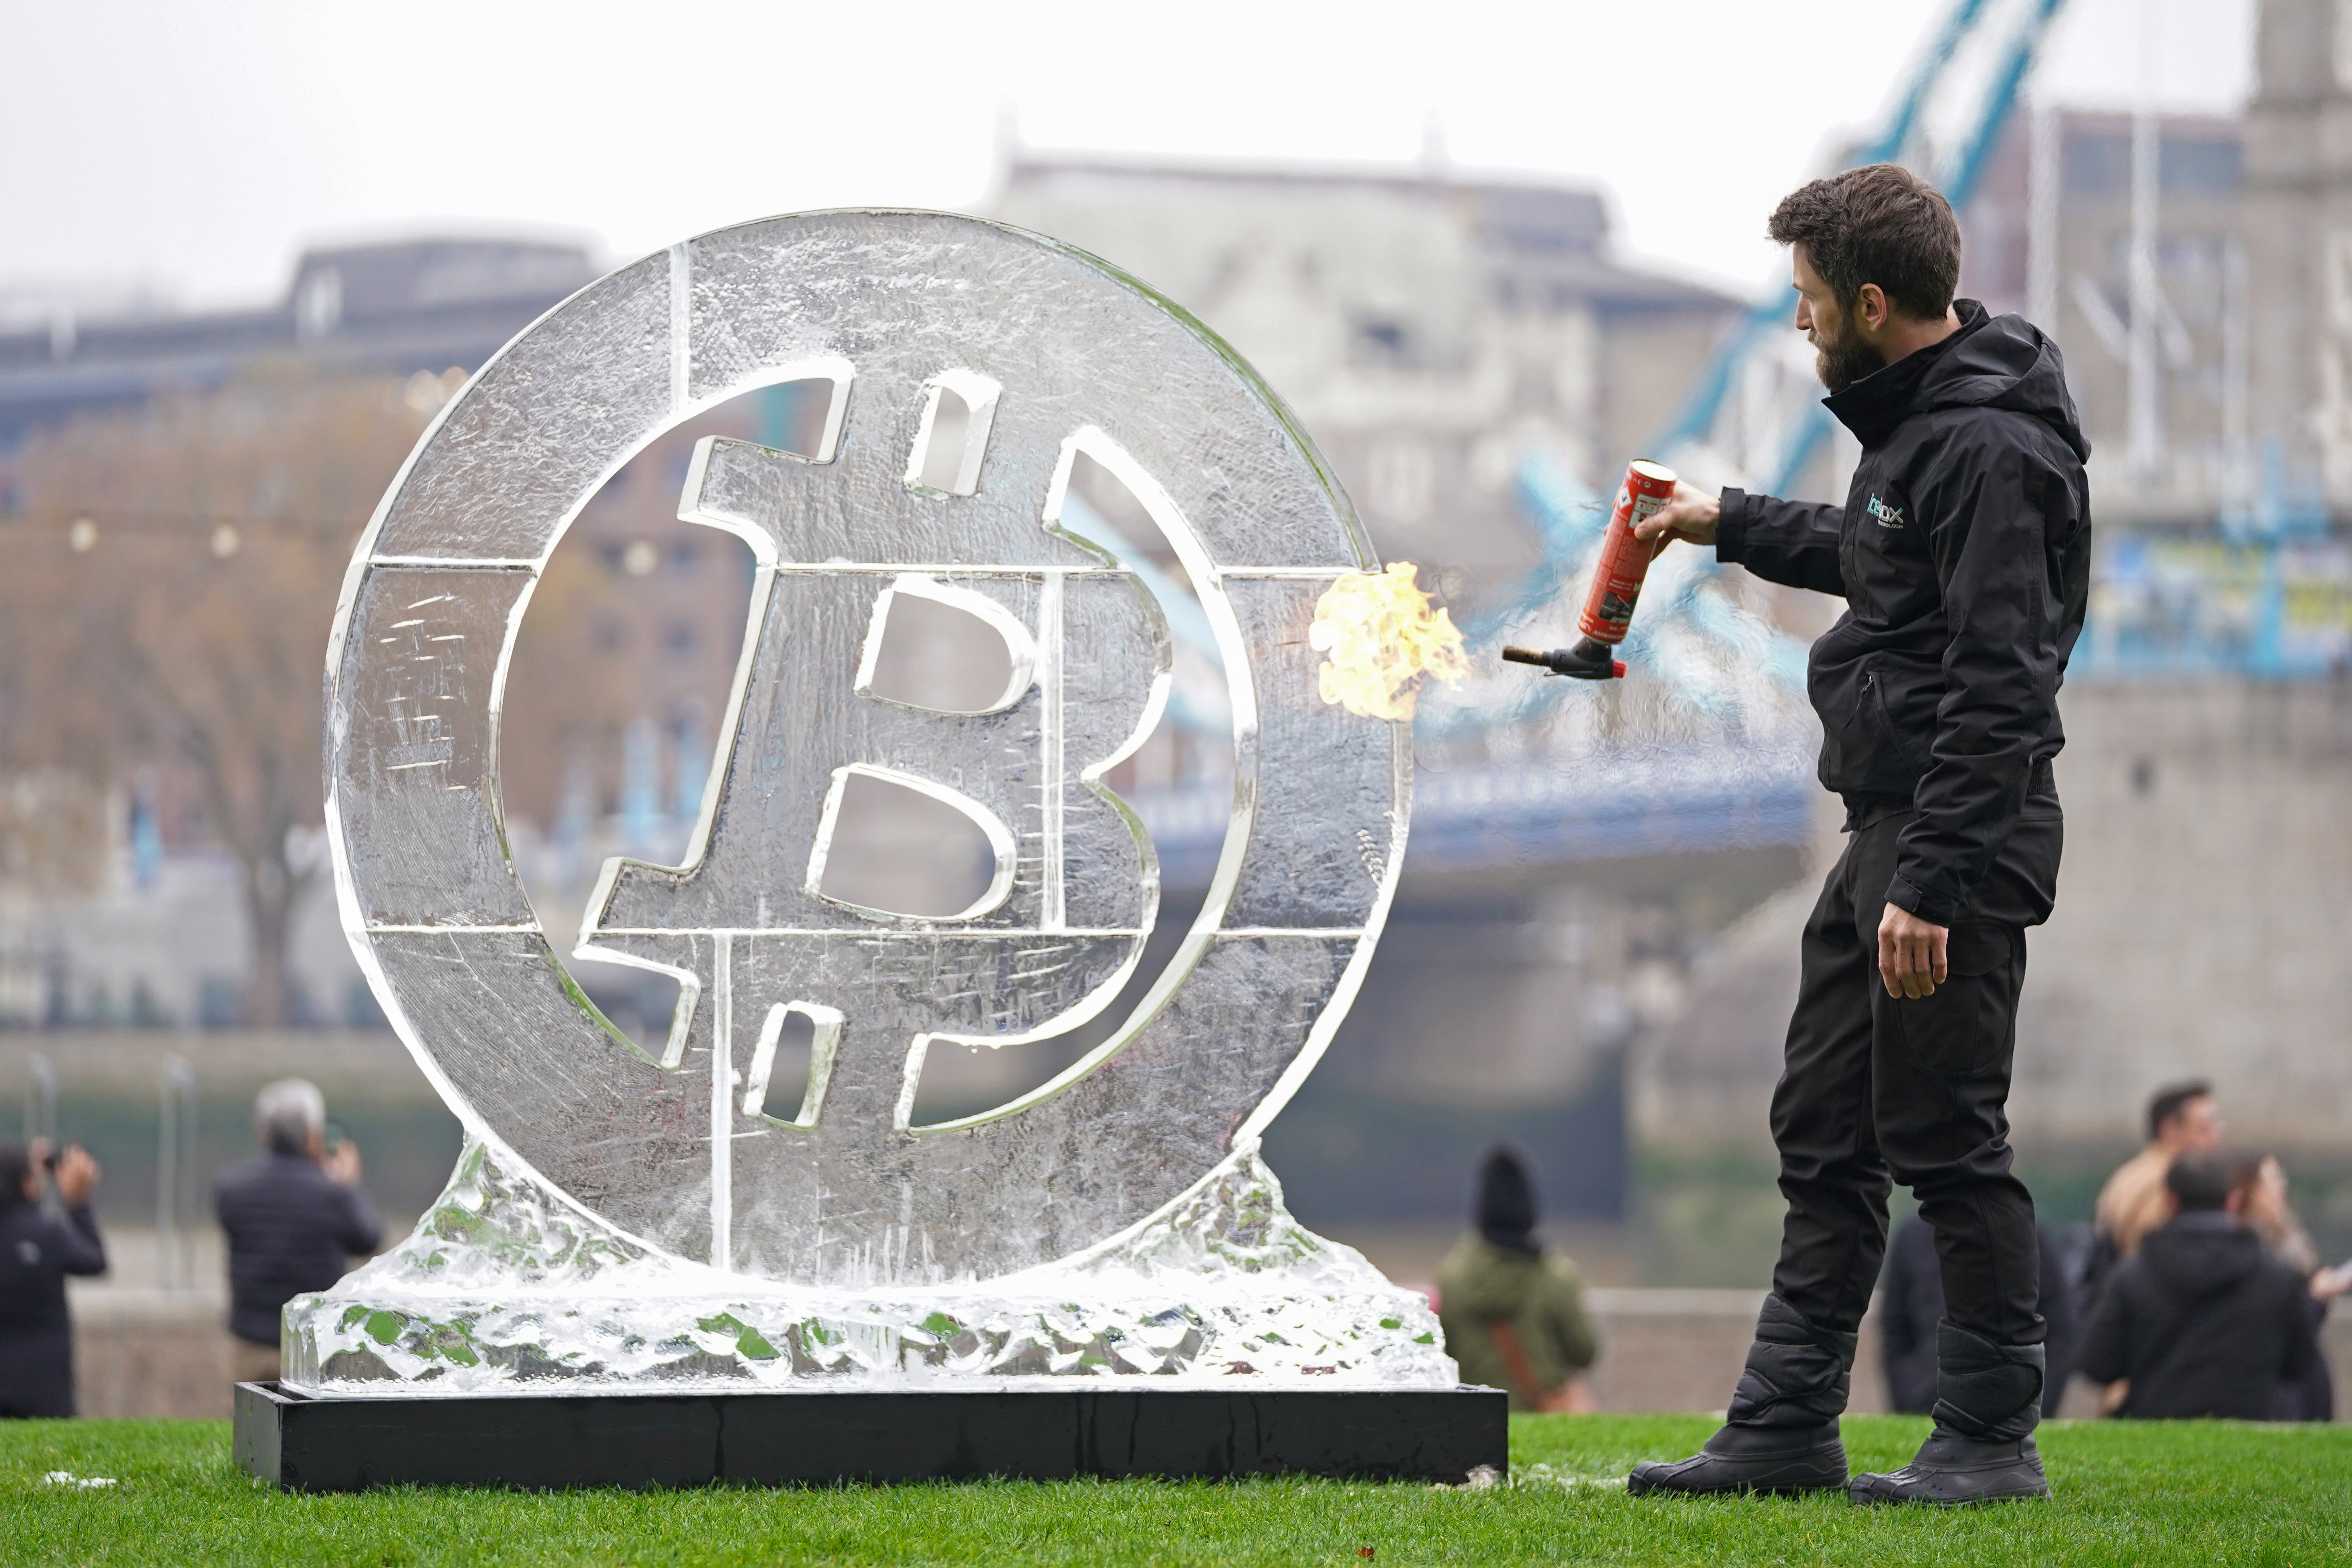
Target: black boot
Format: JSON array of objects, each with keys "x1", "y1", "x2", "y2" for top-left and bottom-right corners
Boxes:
[
  {"x1": 1850, "y1": 1322, "x2": 2050, "y2": 1506},
  {"x1": 1628, "y1": 1295, "x2": 1855, "y2": 1497}
]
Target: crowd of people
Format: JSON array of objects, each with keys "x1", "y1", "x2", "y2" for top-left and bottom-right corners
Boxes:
[
  {"x1": 1428, "y1": 1078, "x2": 2340, "y2": 1424},
  {"x1": 0, "y1": 1073, "x2": 2338, "y2": 1423},
  {"x1": 1878, "y1": 1080, "x2": 2342, "y2": 1422},
  {"x1": 0, "y1": 1077, "x2": 378, "y2": 1416}
]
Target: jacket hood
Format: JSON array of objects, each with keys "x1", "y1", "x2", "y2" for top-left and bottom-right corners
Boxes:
[
  {"x1": 2139, "y1": 1212, "x2": 2264, "y2": 1302},
  {"x1": 1824, "y1": 299, "x2": 2090, "y2": 461}
]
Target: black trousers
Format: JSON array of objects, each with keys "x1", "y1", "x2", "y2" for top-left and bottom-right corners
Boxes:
[{"x1": 1768, "y1": 801, "x2": 2060, "y2": 1349}]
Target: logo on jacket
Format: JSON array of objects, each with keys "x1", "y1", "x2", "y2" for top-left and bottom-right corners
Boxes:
[{"x1": 1867, "y1": 494, "x2": 1906, "y2": 529}]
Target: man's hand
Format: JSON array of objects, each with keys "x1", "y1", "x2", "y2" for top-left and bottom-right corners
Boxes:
[
  {"x1": 54, "y1": 1144, "x2": 100, "y2": 1206},
  {"x1": 324, "y1": 1139, "x2": 363, "y2": 1188},
  {"x1": 1631, "y1": 481, "x2": 1720, "y2": 554},
  {"x1": 1878, "y1": 903, "x2": 1949, "y2": 1000}
]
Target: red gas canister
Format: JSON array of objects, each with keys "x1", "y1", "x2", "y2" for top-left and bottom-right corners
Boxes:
[
  {"x1": 1502, "y1": 458, "x2": 1679, "y2": 682},
  {"x1": 1577, "y1": 459, "x2": 1679, "y2": 646}
]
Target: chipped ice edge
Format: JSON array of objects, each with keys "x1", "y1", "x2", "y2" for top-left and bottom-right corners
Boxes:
[{"x1": 281, "y1": 1137, "x2": 1456, "y2": 1396}]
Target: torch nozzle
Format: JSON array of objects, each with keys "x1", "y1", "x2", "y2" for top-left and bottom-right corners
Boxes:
[{"x1": 1501, "y1": 638, "x2": 1626, "y2": 681}]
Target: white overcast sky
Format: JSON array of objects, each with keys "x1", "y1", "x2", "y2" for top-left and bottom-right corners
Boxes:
[{"x1": 0, "y1": 0, "x2": 2252, "y2": 311}]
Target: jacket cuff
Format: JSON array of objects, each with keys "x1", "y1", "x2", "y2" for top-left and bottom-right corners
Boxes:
[
  {"x1": 1714, "y1": 487, "x2": 1750, "y2": 563},
  {"x1": 1885, "y1": 873, "x2": 1959, "y2": 929}
]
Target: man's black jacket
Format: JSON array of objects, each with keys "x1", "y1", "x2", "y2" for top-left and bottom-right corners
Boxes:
[
  {"x1": 214, "y1": 1152, "x2": 381, "y2": 1345},
  {"x1": 0, "y1": 1199, "x2": 107, "y2": 1417},
  {"x1": 2076, "y1": 1211, "x2": 2318, "y2": 1419},
  {"x1": 1718, "y1": 300, "x2": 2091, "y2": 925}
]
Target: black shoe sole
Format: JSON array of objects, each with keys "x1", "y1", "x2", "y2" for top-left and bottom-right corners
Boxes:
[
  {"x1": 1629, "y1": 1481, "x2": 1847, "y2": 1497},
  {"x1": 1628, "y1": 1465, "x2": 1848, "y2": 1498},
  {"x1": 1849, "y1": 1479, "x2": 2051, "y2": 1507}
]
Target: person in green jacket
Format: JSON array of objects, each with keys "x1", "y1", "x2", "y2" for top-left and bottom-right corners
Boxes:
[{"x1": 1436, "y1": 1147, "x2": 1599, "y2": 1411}]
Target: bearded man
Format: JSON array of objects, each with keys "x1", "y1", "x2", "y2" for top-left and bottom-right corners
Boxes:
[{"x1": 1624, "y1": 164, "x2": 2090, "y2": 1506}]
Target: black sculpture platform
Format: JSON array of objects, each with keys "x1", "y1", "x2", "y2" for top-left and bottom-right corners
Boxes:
[{"x1": 234, "y1": 1382, "x2": 1506, "y2": 1492}]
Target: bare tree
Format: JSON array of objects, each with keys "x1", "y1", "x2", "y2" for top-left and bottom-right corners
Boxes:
[{"x1": 0, "y1": 366, "x2": 431, "y2": 1025}]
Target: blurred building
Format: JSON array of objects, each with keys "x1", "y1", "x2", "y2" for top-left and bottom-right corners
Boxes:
[
  {"x1": 2247, "y1": 0, "x2": 2352, "y2": 512},
  {"x1": 0, "y1": 237, "x2": 597, "y2": 452},
  {"x1": 0, "y1": 234, "x2": 705, "y2": 1031},
  {"x1": 1961, "y1": 109, "x2": 2253, "y2": 527},
  {"x1": 996, "y1": 152, "x2": 1739, "y2": 604}
]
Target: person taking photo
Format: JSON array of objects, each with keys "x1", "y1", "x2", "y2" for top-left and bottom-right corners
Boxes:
[
  {"x1": 214, "y1": 1079, "x2": 381, "y2": 1385},
  {"x1": 0, "y1": 1139, "x2": 107, "y2": 1417}
]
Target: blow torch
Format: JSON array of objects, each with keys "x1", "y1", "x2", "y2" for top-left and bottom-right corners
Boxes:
[{"x1": 1502, "y1": 458, "x2": 1679, "y2": 681}]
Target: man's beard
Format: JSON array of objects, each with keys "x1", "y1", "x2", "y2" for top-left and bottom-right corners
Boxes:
[{"x1": 1812, "y1": 302, "x2": 1887, "y2": 394}]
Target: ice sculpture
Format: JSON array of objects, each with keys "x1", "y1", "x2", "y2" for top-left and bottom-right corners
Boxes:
[{"x1": 293, "y1": 211, "x2": 1445, "y2": 1393}]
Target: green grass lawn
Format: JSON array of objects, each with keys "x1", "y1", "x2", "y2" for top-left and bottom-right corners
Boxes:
[{"x1": 4, "y1": 1414, "x2": 2347, "y2": 1566}]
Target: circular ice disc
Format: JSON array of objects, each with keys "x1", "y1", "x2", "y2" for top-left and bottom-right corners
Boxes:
[{"x1": 324, "y1": 211, "x2": 1408, "y2": 1284}]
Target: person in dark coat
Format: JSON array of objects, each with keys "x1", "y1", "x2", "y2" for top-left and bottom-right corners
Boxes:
[
  {"x1": 213, "y1": 1079, "x2": 381, "y2": 1383},
  {"x1": 1879, "y1": 1214, "x2": 2080, "y2": 1417},
  {"x1": 1626, "y1": 162, "x2": 2090, "y2": 1507},
  {"x1": 0, "y1": 1139, "x2": 107, "y2": 1417},
  {"x1": 2076, "y1": 1154, "x2": 2318, "y2": 1420},
  {"x1": 2227, "y1": 1154, "x2": 2340, "y2": 1421}
]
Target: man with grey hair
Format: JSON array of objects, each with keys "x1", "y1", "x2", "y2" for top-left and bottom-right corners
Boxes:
[{"x1": 213, "y1": 1078, "x2": 381, "y2": 1384}]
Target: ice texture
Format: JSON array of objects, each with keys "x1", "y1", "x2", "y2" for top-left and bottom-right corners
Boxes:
[
  {"x1": 282, "y1": 1139, "x2": 1449, "y2": 1394},
  {"x1": 315, "y1": 211, "x2": 1446, "y2": 1391}
]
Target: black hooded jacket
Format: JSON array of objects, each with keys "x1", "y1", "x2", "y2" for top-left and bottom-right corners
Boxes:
[
  {"x1": 2076, "y1": 1212, "x2": 2319, "y2": 1420},
  {"x1": 1718, "y1": 301, "x2": 2092, "y2": 926},
  {"x1": 214, "y1": 1152, "x2": 381, "y2": 1345}
]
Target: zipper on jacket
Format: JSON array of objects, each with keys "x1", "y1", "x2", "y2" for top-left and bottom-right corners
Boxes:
[
  {"x1": 1859, "y1": 661, "x2": 1894, "y2": 745},
  {"x1": 1861, "y1": 659, "x2": 1931, "y2": 770}
]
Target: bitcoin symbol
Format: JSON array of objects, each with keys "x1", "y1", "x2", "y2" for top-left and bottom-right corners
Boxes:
[
  {"x1": 581, "y1": 417, "x2": 1174, "y2": 1277},
  {"x1": 326, "y1": 213, "x2": 1404, "y2": 1284}
]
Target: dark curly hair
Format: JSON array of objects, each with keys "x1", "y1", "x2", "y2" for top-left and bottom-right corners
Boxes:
[
  {"x1": 1768, "y1": 163, "x2": 1961, "y2": 321},
  {"x1": 2146, "y1": 1079, "x2": 2213, "y2": 1143}
]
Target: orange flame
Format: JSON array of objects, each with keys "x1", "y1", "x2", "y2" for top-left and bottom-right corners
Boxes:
[{"x1": 1308, "y1": 563, "x2": 1469, "y2": 721}]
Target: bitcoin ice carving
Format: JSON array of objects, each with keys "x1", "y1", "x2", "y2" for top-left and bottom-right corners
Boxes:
[{"x1": 324, "y1": 212, "x2": 1412, "y2": 1290}]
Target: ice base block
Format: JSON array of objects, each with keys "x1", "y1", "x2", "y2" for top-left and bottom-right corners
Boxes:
[
  {"x1": 284, "y1": 1144, "x2": 1457, "y2": 1397},
  {"x1": 234, "y1": 1381, "x2": 1506, "y2": 1491}
]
